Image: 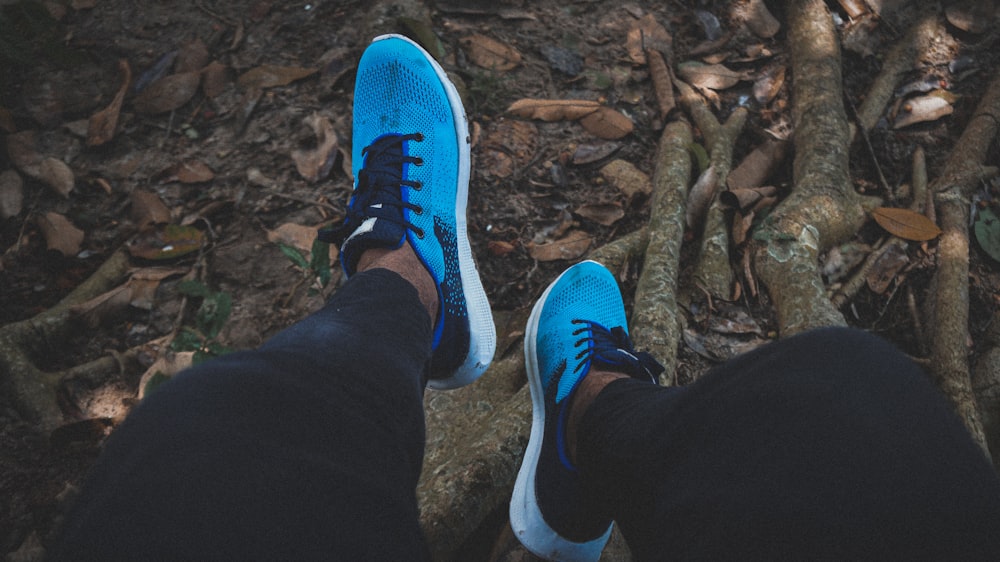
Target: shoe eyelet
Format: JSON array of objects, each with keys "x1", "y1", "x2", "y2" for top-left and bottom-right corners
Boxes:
[
  {"x1": 413, "y1": 132, "x2": 425, "y2": 142},
  {"x1": 415, "y1": 229, "x2": 425, "y2": 239},
  {"x1": 415, "y1": 206, "x2": 424, "y2": 215},
  {"x1": 413, "y1": 157, "x2": 424, "y2": 166},
  {"x1": 414, "y1": 182, "x2": 423, "y2": 191}
]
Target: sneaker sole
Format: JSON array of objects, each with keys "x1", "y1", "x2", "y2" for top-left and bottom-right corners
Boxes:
[
  {"x1": 510, "y1": 262, "x2": 612, "y2": 561},
  {"x1": 370, "y1": 34, "x2": 496, "y2": 390}
]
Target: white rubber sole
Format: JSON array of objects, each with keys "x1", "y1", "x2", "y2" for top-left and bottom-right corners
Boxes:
[
  {"x1": 370, "y1": 34, "x2": 496, "y2": 389},
  {"x1": 509, "y1": 263, "x2": 611, "y2": 562}
]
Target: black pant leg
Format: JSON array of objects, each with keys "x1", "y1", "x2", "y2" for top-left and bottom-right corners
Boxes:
[
  {"x1": 51, "y1": 269, "x2": 433, "y2": 561},
  {"x1": 577, "y1": 327, "x2": 1000, "y2": 560}
]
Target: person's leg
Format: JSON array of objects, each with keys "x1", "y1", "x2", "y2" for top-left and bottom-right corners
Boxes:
[
  {"x1": 575, "y1": 327, "x2": 1000, "y2": 560},
  {"x1": 53, "y1": 34, "x2": 495, "y2": 560},
  {"x1": 52, "y1": 266, "x2": 434, "y2": 560}
]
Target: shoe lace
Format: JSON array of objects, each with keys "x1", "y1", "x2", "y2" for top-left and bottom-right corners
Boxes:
[
  {"x1": 320, "y1": 133, "x2": 426, "y2": 243},
  {"x1": 570, "y1": 319, "x2": 664, "y2": 382}
]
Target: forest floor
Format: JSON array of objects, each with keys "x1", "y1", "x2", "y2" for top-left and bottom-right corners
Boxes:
[{"x1": 2, "y1": 0, "x2": 999, "y2": 559}]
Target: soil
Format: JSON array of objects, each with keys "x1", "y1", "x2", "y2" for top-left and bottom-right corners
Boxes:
[{"x1": 2, "y1": 0, "x2": 1000, "y2": 558}]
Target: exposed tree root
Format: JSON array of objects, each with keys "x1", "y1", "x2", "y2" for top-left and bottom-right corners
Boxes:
[
  {"x1": 676, "y1": 79, "x2": 748, "y2": 303},
  {"x1": 751, "y1": 0, "x2": 868, "y2": 336},
  {"x1": 927, "y1": 69, "x2": 1000, "y2": 459},
  {"x1": 630, "y1": 120, "x2": 692, "y2": 385},
  {"x1": 0, "y1": 248, "x2": 130, "y2": 429}
]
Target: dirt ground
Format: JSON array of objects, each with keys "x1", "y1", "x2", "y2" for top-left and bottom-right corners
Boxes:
[{"x1": 2, "y1": 0, "x2": 1000, "y2": 558}]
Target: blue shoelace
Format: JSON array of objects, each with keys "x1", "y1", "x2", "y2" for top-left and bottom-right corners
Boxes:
[
  {"x1": 320, "y1": 133, "x2": 425, "y2": 245},
  {"x1": 570, "y1": 319, "x2": 664, "y2": 382}
]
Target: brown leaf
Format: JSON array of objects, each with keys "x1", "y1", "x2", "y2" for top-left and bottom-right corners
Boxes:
[
  {"x1": 175, "y1": 37, "x2": 210, "y2": 73},
  {"x1": 677, "y1": 61, "x2": 743, "y2": 91},
  {"x1": 37, "y1": 212, "x2": 84, "y2": 256},
  {"x1": 479, "y1": 119, "x2": 538, "y2": 178},
  {"x1": 893, "y1": 93, "x2": 954, "y2": 129},
  {"x1": 599, "y1": 159, "x2": 651, "y2": 202},
  {"x1": 39, "y1": 157, "x2": 75, "y2": 197},
  {"x1": 6, "y1": 131, "x2": 75, "y2": 197},
  {"x1": 70, "y1": 284, "x2": 133, "y2": 327},
  {"x1": 720, "y1": 186, "x2": 778, "y2": 212},
  {"x1": 237, "y1": 65, "x2": 317, "y2": 89},
  {"x1": 866, "y1": 243, "x2": 909, "y2": 295},
  {"x1": 626, "y1": 13, "x2": 673, "y2": 64},
  {"x1": 130, "y1": 189, "x2": 172, "y2": 230},
  {"x1": 267, "y1": 223, "x2": 319, "y2": 254},
  {"x1": 580, "y1": 107, "x2": 634, "y2": 140},
  {"x1": 528, "y1": 230, "x2": 592, "y2": 262},
  {"x1": 128, "y1": 267, "x2": 188, "y2": 310},
  {"x1": 291, "y1": 113, "x2": 339, "y2": 182},
  {"x1": 138, "y1": 351, "x2": 194, "y2": 400},
  {"x1": 686, "y1": 166, "x2": 720, "y2": 230},
  {"x1": 0, "y1": 170, "x2": 24, "y2": 219},
  {"x1": 133, "y1": 72, "x2": 201, "y2": 114},
  {"x1": 201, "y1": 61, "x2": 230, "y2": 98},
  {"x1": 459, "y1": 33, "x2": 522, "y2": 71},
  {"x1": 647, "y1": 48, "x2": 675, "y2": 119},
  {"x1": 872, "y1": 207, "x2": 942, "y2": 241},
  {"x1": 743, "y1": 0, "x2": 781, "y2": 38},
  {"x1": 128, "y1": 224, "x2": 205, "y2": 260},
  {"x1": 157, "y1": 160, "x2": 215, "y2": 184},
  {"x1": 507, "y1": 99, "x2": 600, "y2": 121},
  {"x1": 87, "y1": 59, "x2": 131, "y2": 147},
  {"x1": 575, "y1": 202, "x2": 625, "y2": 226},
  {"x1": 487, "y1": 240, "x2": 517, "y2": 256},
  {"x1": 945, "y1": 1, "x2": 994, "y2": 34},
  {"x1": 752, "y1": 64, "x2": 785, "y2": 105},
  {"x1": 727, "y1": 138, "x2": 789, "y2": 190}
]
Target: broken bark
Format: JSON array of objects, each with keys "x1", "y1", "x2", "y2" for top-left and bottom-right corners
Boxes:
[
  {"x1": 927, "y1": 69, "x2": 1000, "y2": 459},
  {"x1": 675, "y1": 79, "x2": 748, "y2": 302},
  {"x1": 752, "y1": 0, "x2": 868, "y2": 336},
  {"x1": 630, "y1": 120, "x2": 692, "y2": 385}
]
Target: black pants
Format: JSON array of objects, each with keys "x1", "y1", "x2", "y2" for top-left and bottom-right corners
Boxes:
[{"x1": 52, "y1": 269, "x2": 1000, "y2": 560}]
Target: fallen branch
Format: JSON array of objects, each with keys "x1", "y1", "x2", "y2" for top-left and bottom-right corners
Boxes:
[
  {"x1": 751, "y1": 0, "x2": 868, "y2": 336},
  {"x1": 927, "y1": 68, "x2": 1000, "y2": 459}
]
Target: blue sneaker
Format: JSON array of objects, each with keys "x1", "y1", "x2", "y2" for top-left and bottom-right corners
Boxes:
[
  {"x1": 510, "y1": 261, "x2": 663, "y2": 561},
  {"x1": 320, "y1": 34, "x2": 495, "y2": 389}
]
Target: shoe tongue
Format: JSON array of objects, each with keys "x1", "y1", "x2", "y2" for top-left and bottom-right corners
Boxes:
[{"x1": 338, "y1": 210, "x2": 407, "y2": 276}]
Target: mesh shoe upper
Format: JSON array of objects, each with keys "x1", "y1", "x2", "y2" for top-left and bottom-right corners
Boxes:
[
  {"x1": 511, "y1": 260, "x2": 662, "y2": 561},
  {"x1": 320, "y1": 34, "x2": 495, "y2": 388}
]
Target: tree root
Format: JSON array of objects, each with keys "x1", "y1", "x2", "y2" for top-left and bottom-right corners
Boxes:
[
  {"x1": 676, "y1": 79, "x2": 748, "y2": 303},
  {"x1": 751, "y1": 0, "x2": 868, "y2": 336},
  {"x1": 927, "y1": 69, "x2": 1000, "y2": 459},
  {"x1": 0, "y1": 248, "x2": 130, "y2": 429},
  {"x1": 630, "y1": 120, "x2": 693, "y2": 385}
]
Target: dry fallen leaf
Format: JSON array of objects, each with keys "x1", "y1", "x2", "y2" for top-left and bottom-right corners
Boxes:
[
  {"x1": 686, "y1": 166, "x2": 720, "y2": 230},
  {"x1": 580, "y1": 107, "x2": 634, "y2": 140},
  {"x1": 872, "y1": 207, "x2": 942, "y2": 241},
  {"x1": 6, "y1": 131, "x2": 76, "y2": 197},
  {"x1": 742, "y1": 0, "x2": 781, "y2": 38},
  {"x1": 647, "y1": 48, "x2": 675, "y2": 119},
  {"x1": 237, "y1": 65, "x2": 318, "y2": 89},
  {"x1": 201, "y1": 61, "x2": 230, "y2": 99},
  {"x1": 87, "y1": 59, "x2": 131, "y2": 147},
  {"x1": 292, "y1": 113, "x2": 339, "y2": 182},
  {"x1": 70, "y1": 284, "x2": 132, "y2": 328},
  {"x1": 507, "y1": 98, "x2": 600, "y2": 121},
  {"x1": 866, "y1": 243, "x2": 909, "y2": 295},
  {"x1": 479, "y1": 119, "x2": 538, "y2": 178},
  {"x1": 128, "y1": 224, "x2": 205, "y2": 260},
  {"x1": 133, "y1": 71, "x2": 201, "y2": 114},
  {"x1": 528, "y1": 230, "x2": 592, "y2": 262},
  {"x1": 37, "y1": 212, "x2": 84, "y2": 256},
  {"x1": 575, "y1": 202, "x2": 625, "y2": 226},
  {"x1": 175, "y1": 37, "x2": 210, "y2": 74},
  {"x1": 600, "y1": 159, "x2": 651, "y2": 202},
  {"x1": 893, "y1": 93, "x2": 955, "y2": 129},
  {"x1": 157, "y1": 160, "x2": 215, "y2": 184},
  {"x1": 753, "y1": 64, "x2": 785, "y2": 105},
  {"x1": 130, "y1": 189, "x2": 172, "y2": 230},
  {"x1": 267, "y1": 222, "x2": 338, "y2": 263},
  {"x1": 138, "y1": 351, "x2": 194, "y2": 400},
  {"x1": 128, "y1": 267, "x2": 189, "y2": 310},
  {"x1": 677, "y1": 61, "x2": 744, "y2": 91},
  {"x1": 945, "y1": 1, "x2": 994, "y2": 34},
  {"x1": 626, "y1": 13, "x2": 673, "y2": 64},
  {"x1": 460, "y1": 33, "x2": 522, "y2": 71},
  {"x1": 727, "y1": 138, "x2": 789, "y2": 190},
  {"x1": 0, "y1": 169, "x2": 24, "y2": 219}
]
